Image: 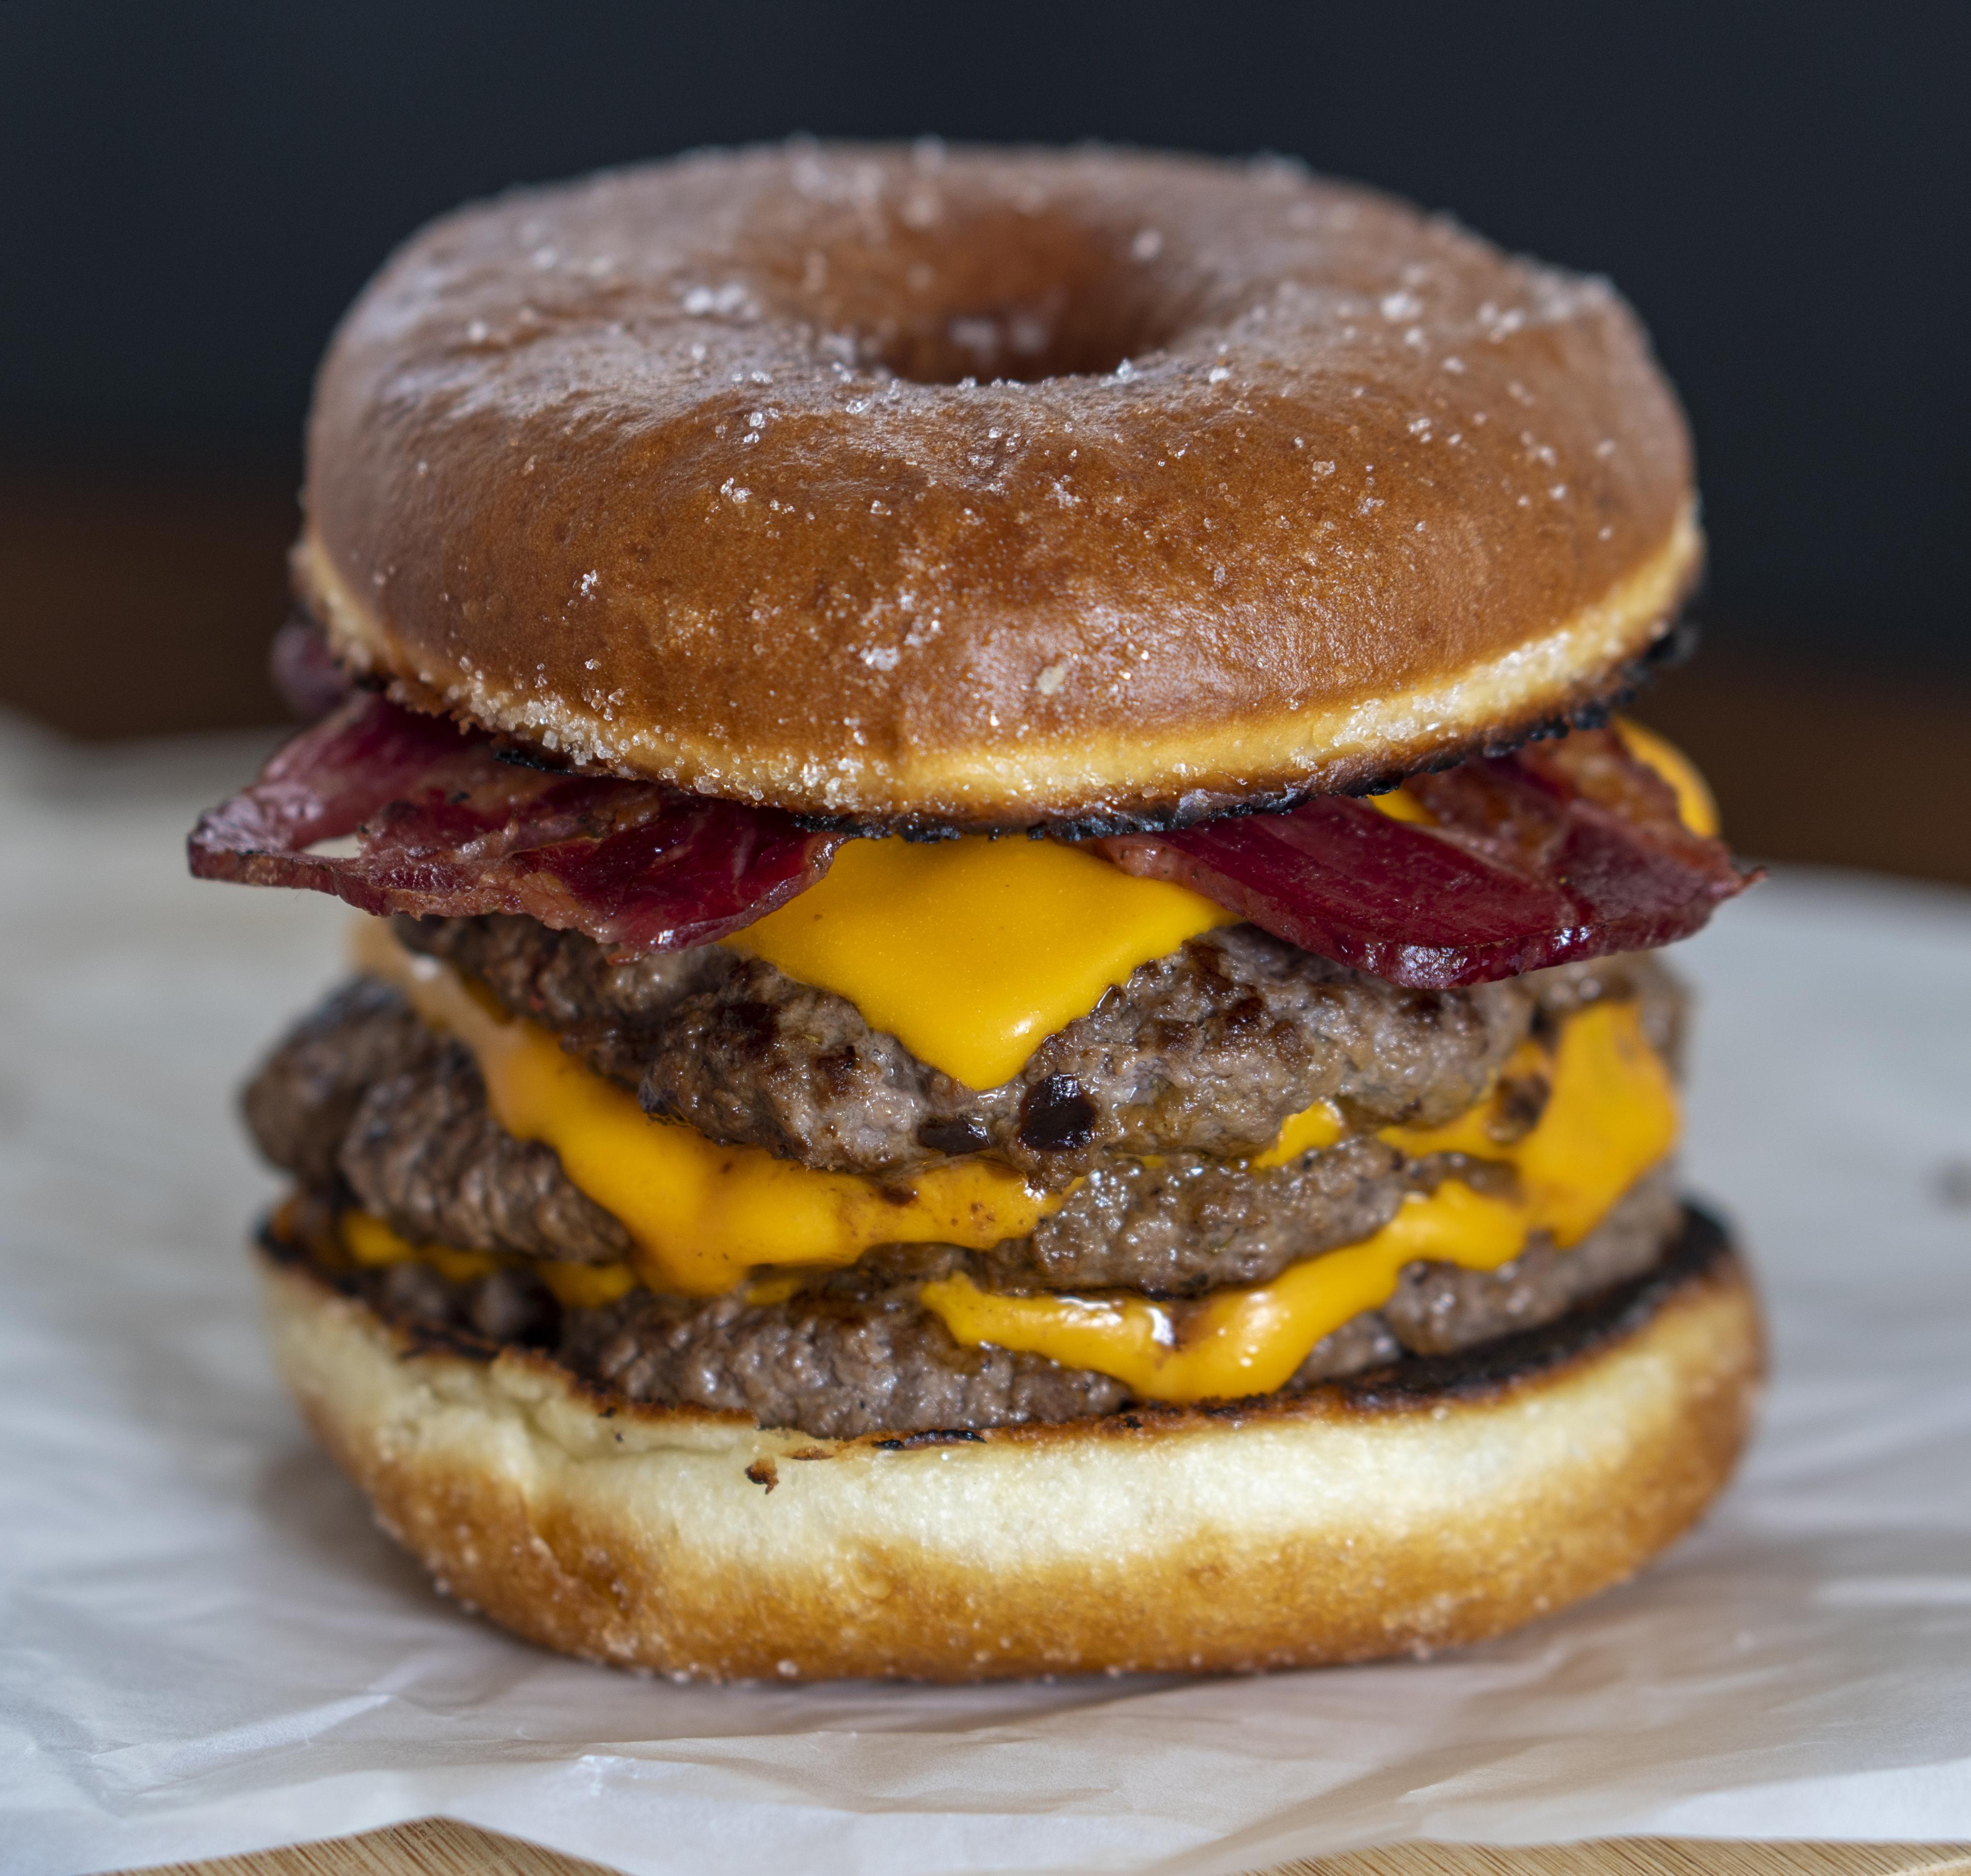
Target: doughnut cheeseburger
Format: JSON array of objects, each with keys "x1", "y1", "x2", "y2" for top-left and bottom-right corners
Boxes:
[{"x1": 192, "y1": 143, "x2": 1763, "y2": 1680}]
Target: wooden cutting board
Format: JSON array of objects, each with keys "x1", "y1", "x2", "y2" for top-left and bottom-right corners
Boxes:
[{"x1": 129, "y1": 1818, "x2": 1971, "y2": 1876}]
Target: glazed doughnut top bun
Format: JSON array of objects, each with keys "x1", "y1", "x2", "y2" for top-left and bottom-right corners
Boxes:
[
  {"x1": 298, "y1": 141, "x2": 1698, "y2": 828},
  {"x1": 193, "y1": 142, "x2": 1760, "y2": 1683}
]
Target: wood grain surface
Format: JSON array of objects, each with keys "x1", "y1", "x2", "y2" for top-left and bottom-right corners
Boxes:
[{"x1": 125, "y1": 1817, "x2": 1971, "y2": 1876}]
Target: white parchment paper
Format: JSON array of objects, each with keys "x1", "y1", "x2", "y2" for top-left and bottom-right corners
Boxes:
[{"x1": 4, "y1": 714, "x2": 1970, "y2": 1876}]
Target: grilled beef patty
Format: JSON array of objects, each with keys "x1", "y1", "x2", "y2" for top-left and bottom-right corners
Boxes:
[
  {"x1": 245, "y1": 974, "x2": 1670, "y2": 1298},
  {"x1": 280, "y1": 1166, "x2": 1679, "y2": 1438},
  {"x1": 391, "y1": 914, "x2": 1680, "y2": 1182},
  {"x1": 248, "y1": 985, "x2": 1420, "y2": 1289},
  {"x1": 246, "y1": 919, "x2": 1681, "y2": 1267},
  {"x1": 245, "y1": 912, "x2": 1689, "y2": 1435}
]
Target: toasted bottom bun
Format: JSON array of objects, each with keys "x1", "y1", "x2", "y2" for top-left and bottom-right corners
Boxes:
[{"x1": 259, "y1": 1210, "x2": 1761, "y2": 1681}]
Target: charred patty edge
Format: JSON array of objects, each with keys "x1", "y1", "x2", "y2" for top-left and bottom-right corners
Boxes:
[
  {"x1": 257, "y1": 1193, "x2": 1724, "y2": 1434},
  {"x1": 244, "y1": 952, "x2": 1683, "y2": 1293}
]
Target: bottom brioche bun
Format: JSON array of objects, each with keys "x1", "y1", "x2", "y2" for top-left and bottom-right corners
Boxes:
[{"x1": 259, "y1": 1212, "x2": 1760, "y2": 1682}]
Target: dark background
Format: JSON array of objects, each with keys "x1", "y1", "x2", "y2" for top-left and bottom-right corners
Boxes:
[{"x1": 3, "y1": 1, "x2": 1966, "y2": 877}]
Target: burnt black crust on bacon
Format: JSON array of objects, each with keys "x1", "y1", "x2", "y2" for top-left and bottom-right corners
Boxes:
[{"x1": 258, "y1": 1186, "x2": 1712, "y2": 1440}]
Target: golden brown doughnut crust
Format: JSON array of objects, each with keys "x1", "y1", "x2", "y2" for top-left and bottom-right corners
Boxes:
[
  {"x1": 260, "y1": 1215, "x2": 1759, "y2": 1681},
  {"x1": 301, "y1": 141, "x2": 1699, "y2": 830}
]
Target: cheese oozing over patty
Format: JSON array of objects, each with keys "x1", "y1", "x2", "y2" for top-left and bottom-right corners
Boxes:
[
  {"x1": 919, "y1": 997, "x2": 1677, "y2": 1401},
  {"x1": 716, "y1": 714, "x2": 1708, "y2": 1094},
  {"x1": 353, "y1": 918, "x2": 1061, "y2": 1297},
  {"x1": 723, "y1": 833, "x2": 1238, "y2": 1088},
  {"x1": 350, "y1": 926, "x2": 1676, "y2": 1403}
]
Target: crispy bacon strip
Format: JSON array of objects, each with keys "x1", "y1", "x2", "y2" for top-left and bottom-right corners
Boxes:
[
  {"x1": 192, "y1": 690, "x2": 1747, "y2": 983},
  {"x1": 187, "y1": 692, "x2": 843, "y2": 951},
  {"x1": 1088, "y1": 730, "x2": 1757, "y2": 987}
]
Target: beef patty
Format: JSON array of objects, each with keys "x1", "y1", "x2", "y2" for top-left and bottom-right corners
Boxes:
[
  {"x1": 245, "y1": 954, "x2": 1679, "y2": 1295},
  {"x1": 392, "y1": 914, "x2": 1682, "y2": 1182},
  {"x1": 278, "y1": 1166, "x2": 1680, "y2": 1439},
  {"x1": 249, "y1": 915, "x2": 1680, "y2": 1229},
  {"x1": 245, "y1": 913, "x2": 1689, "y2": 1433},
  {"x1": 251, "y1": 989, "x2": 1425, "y2": 1292}
]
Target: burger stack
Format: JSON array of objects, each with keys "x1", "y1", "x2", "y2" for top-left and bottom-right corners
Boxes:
[{"x1": 192, "y1": 144, "x2": 1761, "y2": 1680}]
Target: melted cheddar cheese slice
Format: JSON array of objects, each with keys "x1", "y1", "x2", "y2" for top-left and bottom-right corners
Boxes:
[
  {"x1": 1368, "y1": 718, "x2": 1717, "y2": 838},
  {"x1": 341, "y1": 1209, "x2": 640, "y2": 1310},
  {"x1": 918, "y1": 998, "x2": 1678, "y2": 1403},
  {"x1": 723, "y1": 834, "x2": 1237, "y2": 1088},
  {"x1": 1614, "y1": 718, "x2": 1719, "y2": 838},
  {"x1": 737, "y1": 724, "x2": 1707, "y2": 1096},
  {"x1": 353, "y1": 922, "x2": 1060, "y2": 1297}
]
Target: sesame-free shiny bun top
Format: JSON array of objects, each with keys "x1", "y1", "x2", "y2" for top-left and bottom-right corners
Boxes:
[{"x1": 299, "y1": 141, "x2": 1699, "y2": 832}]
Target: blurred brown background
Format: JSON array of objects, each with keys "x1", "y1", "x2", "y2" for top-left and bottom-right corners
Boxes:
[{"x1": 2, "y1": 2, "x2": 1966, "y2": 885}]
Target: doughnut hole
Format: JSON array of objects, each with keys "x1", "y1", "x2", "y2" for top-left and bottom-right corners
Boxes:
[{"x1": 787, "y1": 204, "x2": 1183, "y2": 384}]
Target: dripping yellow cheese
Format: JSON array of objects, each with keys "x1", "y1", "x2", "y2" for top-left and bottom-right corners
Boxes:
[
  {"x1": 341, "y1": 1209, "x2": 638, "y2": 1309},
  {"x1": 920, "y1": 998, "x2": 1679, "y2": 1403},
  {"x1": 343, "y1": 1209, "x2": 502, "y2": 1285},
  {"x1": 1376, "y1": 1039, "x2": 1547, "y2": 1161},
  {"x1": 1615, "y1": 718, "x2": 1719, "y2": 837},
  {"x1": 722, "y1": 834, "x2": 1237, "y2": 1088},
  {"x1": 352, "y1": 922, "x2": 1060, "y2": 1297},
  {"x1": 1364, "y1": 783, "x2": 1436, "y2": 826},
  {"x1": 1249, "y1": 1097, "x2": 1346, "y2": 1168},
  {"x1": 1368, "y1": 722, "x2": 1715, "y2": 838}
]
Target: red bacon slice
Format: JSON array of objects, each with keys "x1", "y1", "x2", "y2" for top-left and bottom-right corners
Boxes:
[
  {"x1": 1088, "y1": 730, "x2": 1757, "y2": 987},
  {"x1": 187, "y1": 692, "x2": 843, "y2": 951},
  {"x1": 192, "y1": 689, "x2": 1748, "y2": 986}
]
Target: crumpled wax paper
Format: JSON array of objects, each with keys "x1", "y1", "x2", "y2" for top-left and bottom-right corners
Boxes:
[{"x1": 4, "y1": 712, "x2": 1970, "y2": 1876}]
